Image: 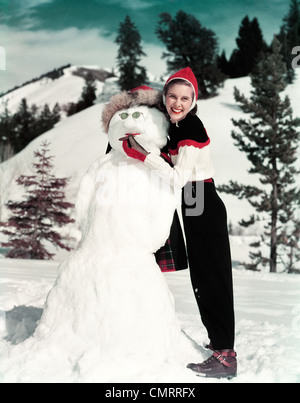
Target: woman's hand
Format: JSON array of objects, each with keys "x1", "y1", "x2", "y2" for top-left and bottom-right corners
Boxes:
[{"x1": 120, "y1": 134, "x2": 149, "y2": 162}]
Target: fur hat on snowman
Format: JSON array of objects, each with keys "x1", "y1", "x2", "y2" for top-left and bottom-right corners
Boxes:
[
  {"x1": 102, "y1": 86, "x2": 163, "y2": 134},
  {"x1": 102, "y1": 86, "x2": 168, "y2": 159}
]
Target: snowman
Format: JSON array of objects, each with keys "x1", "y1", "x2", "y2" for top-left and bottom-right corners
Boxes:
[{"x1": 30, "y1": 86, "x2": 183, "y2": 380}]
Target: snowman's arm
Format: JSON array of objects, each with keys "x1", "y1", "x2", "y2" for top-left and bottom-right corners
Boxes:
[{"x1": 74, "y1": 159, "x2": 103, "y2": 228}]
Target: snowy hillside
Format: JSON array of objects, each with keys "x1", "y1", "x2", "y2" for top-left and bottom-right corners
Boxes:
[
  {"x1": 0, "y1": 65, "x2": 106, "y2": 114},
  {"x1": 0, "y1": 67, "x2": 299, "y2": 255},
  {"x1": 0, "y1": 102, "x2": 107, "y2": 217}
]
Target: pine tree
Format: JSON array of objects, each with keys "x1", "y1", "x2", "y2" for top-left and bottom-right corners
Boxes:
[
  {"x1": 0, "y1": 99, "x2": 61, "y2": 158},
  {"x1": 80, "y1": 73, "x2": 97, "y2": 107},
  {"x1": 67, "y1": 73, "x2": 97, "y2": 116},
  {"x1": 217, "y1": 50, "x2": 231, "y2": 77},
  {"x1": 228, "y1": 16, "x2": 267, "y2": 78},
  {"x1": 33, "y1": 103, "x2": 61, "y2": 136},
  {"x1": 156, "y1": 10, "x2": 224, "y2": 97},
  {"x1": 115, "y1": 15, "x2": 147, "y2": 91},
  {"x1": 0, "y1": 141, "x2": 75, "y2": 259},
  {"x1": 0, "y1": 102, "x2": 14, "y2": 162},
  {"x1": 12, "y1": 98, "x2": 37, "y2": 153},
  {"x1": 218, "y1": 38, "x2": 300, "y2": 273}
]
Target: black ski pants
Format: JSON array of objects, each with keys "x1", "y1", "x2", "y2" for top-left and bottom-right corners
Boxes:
[{"x1": 181, "y1": 181, "x2": 235, "y2": 350}]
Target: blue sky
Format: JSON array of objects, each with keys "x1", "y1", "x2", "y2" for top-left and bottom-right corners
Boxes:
[{"x1": 0, "y1": 0, "x2": 290, "y2": 93}]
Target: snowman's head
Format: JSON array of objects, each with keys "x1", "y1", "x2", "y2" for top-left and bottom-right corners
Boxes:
[{"x1": 102, "y1": 87, "x2": 168, "y2": 156}]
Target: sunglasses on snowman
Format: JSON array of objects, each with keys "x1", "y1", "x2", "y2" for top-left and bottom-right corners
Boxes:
[{"x1": 119, "y1": 111, "x2": 144, "y2": 120}]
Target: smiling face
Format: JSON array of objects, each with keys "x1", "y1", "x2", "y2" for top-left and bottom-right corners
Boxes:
[
  {"x1": 165, "y1": 83, "x2": 194, "y2": 123},
  {"x1": 108, "y1": 105, "x2": 168, "y2": 156}
]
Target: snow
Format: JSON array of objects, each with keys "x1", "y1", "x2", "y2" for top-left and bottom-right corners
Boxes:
[
  {"x1": 1, "y1": 69, "x2": 299, "y2": 229},
  {"x1": 0, "y1": 102, "x2": 107, "y2": 223},
  {"x1": 0, "y1": 67, "x2": 299, "y2": 383},
  {"x1": 0, "y1": 259, "x2": 299, "y2": 383},
  {"x1": 7, "y1": 103, "x2": 186, "y2": 384},
  {"x1": 1, "y1": 101, "x2": 187, "y2": 383},
  {"x1": 0, "y1": 65, "x2": 104, "y2": 114}
]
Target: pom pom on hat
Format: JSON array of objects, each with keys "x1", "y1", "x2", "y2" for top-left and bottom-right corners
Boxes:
[
  {"x1": 131, "y1": 85, "x2": 153, "y2": 92},
  {"x1": 102, "y1": 86, "x2": 162, "y2": 133}
]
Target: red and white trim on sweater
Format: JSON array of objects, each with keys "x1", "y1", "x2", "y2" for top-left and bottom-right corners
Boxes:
[{"x1": 169, "y1": 138, "x2": 211, "y2": 156}]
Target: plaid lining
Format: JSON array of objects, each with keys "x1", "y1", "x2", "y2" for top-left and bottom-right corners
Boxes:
[{"x1": 155, "y1": 237, "x2": 176, "y2": 272}]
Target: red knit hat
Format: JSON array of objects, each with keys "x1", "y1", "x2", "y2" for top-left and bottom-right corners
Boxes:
[{"x1": 163, "y1": 67, "x2": 198, "y2": 110}]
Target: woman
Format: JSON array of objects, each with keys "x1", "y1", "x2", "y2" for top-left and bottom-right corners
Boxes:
[{"x1": 122, "y1": 67, "x2": 237, "y2": 379}]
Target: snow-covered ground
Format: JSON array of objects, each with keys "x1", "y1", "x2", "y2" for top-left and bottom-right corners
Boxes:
[{"x1": 0, "y1": 257, "x2": 299, "y2": 383}]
